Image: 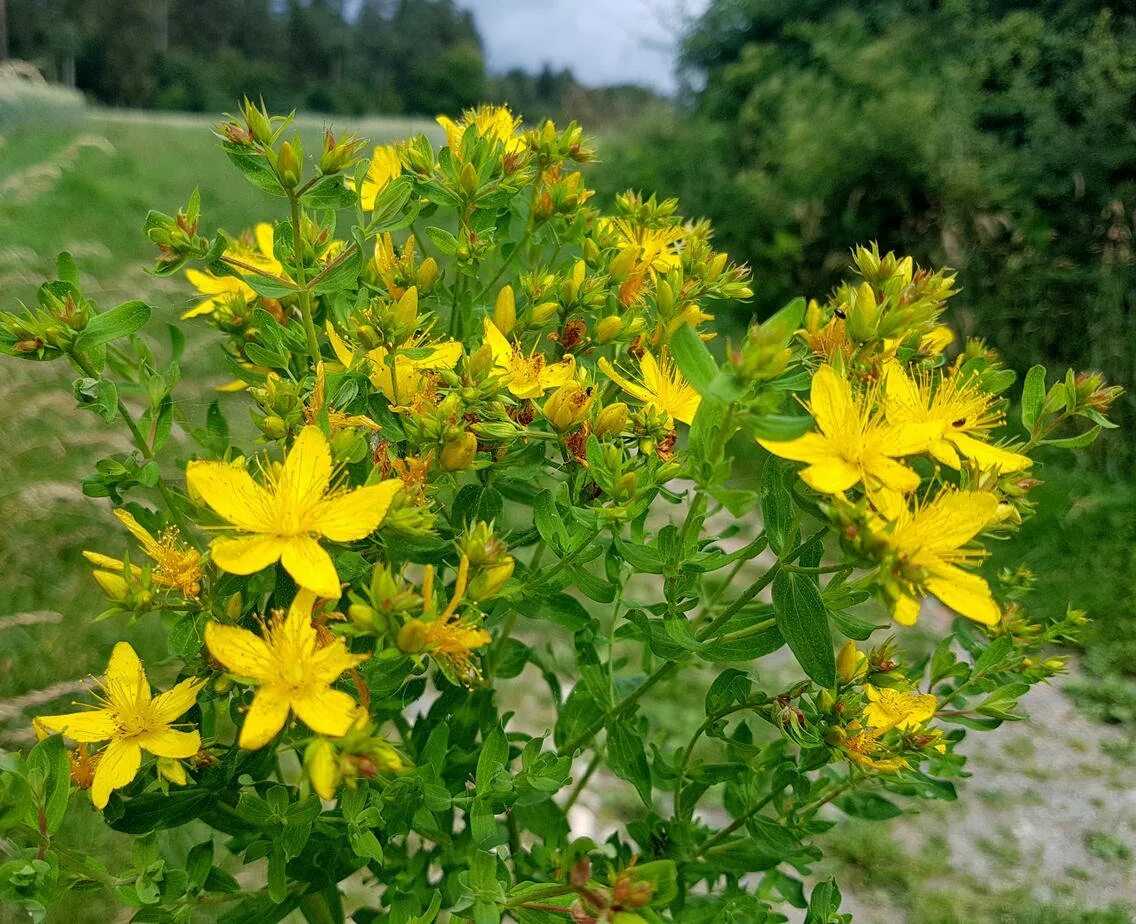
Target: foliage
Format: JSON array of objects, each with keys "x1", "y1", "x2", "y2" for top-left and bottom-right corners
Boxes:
[
  {"x1": 597, "y1": 0, "x2": 1136, "y2": 468},
  {"x1": 0, "y1": 99, "x2": 1121, "y2": 922}
]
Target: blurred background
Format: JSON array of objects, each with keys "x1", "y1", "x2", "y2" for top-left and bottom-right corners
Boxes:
[{"x1": 1, "y1": 1, "x2": 1134, "y2": 921}]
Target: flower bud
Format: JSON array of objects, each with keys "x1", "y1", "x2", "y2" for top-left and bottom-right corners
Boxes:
[
  {"x1": 305, "y1": 738, "x2": 341, "y2": 801},
  {"x1": 837, "y1": 641, "x2": 867, "y2": 684},
  {"x1": 467, "y1": 558, "x2": 515, "y2": 601},
  {"x1": 543, "y1": 381, "x2": 592, "y2": 431},
  {"x1": 460, "y1": 162, "x2": 479, "y2": 194},
  {"x1": 530, "y1": 301, "x2": 559, "y2": 324},
  {"x1": 277, "y1": 138, "x2": 302, "y2": 188},
  {"x1": 494, "y1": 285, "x2": 516, "y2": 336},
  {"x1": 596, "y1": 316, "x2": 623, "y2": 344},
  {"x1": 397, "y1": 618, "x2": 430, "y2": 654},
  {"x1": 416, "y1": 256, "x2": 439, "y2": 294},
  {"x1": 440, "y1": 431, "x2": 478, "y2": 471},
  {"x1": 395, "y1": 286, "x2": 419, "y2": 328},
  {"x1": 593, "y1": 402, "x2": 629, "y2": 437}
]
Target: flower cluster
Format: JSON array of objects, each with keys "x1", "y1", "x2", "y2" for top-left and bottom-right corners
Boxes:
[{"x1": 0, "y1": 104, "x2": 1118, "y2": 922}]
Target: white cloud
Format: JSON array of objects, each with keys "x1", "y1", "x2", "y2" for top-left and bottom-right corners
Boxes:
[{"x1": 460, "y1": 0, "x2": 708, "y2": 94}]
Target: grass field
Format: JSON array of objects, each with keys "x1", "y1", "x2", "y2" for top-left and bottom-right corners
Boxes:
[{"x1": 1, "y1": 99, "x2": 1134, "y2": 923}]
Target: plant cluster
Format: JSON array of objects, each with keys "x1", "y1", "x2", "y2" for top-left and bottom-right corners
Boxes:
[{"x1": 0, "y1": 100, "x2": 1120, "y2": 923}]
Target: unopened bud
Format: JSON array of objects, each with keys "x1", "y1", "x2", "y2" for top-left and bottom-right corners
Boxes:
[
  {"x1": 395, "y1": 286, "x2": 418, "y2": 328},
  {"x1": 440, "y1": 432, "x2": 478, "y2": 471},
  {"x1": 530, "y1": 301, "x2": 559, "y2": 324},
  {"x1": 596, "y1": 316, "x2": 622, "y2": 344},
  {"x1": 277, "y1": 139, "x2": 302, "y2": 188},
  {"x1": 416, "y1": 257, "x2": 439, "y2": 294},
  {"x1": 593, "y1": 402, "x2": 629, "y2": 437},
  {"x1": 494, "y1": 285, "x2": 516, "y2": 336}
]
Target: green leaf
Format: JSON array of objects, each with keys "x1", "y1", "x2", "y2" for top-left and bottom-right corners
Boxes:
[
  {"x1": 804, "y1": 877, "x2": 843, "y2": 924},
  {"x1": 1040, "y1": 425, "x2": 1101, "y2": 449},
  {"x1": 1021, "y1": 364, "x2": 1046, "y2": 430},
  {"x1": 836, "y1": 792, "x2": 903, "y2": 820},
  {"x1": 312, "y1": 248, "x2": 363, "y2": 296},
  {"x1": 56, "y1": 251, "x2": 80, "y2": 286},
  {"x1": 425, "y1": 226, "x2": 458, "y2": 256},
  {"x1": 26, "y1": 735, "x2": 70, "y2": 835},
  {"x1": 772, "y1": 571, "x2": 836, "y2": 688},
  {"x1": 748, "y1": 413, "x2": 814, "y2": 441},
  {"x1": 669, "y1": 322, "x2": 719, "y2": 394},
  {"x1": 607, "y1": 719, "x2": 651, "y2": 806},
  {"x1": 205, "y1": 400, "x2": 229, "y2": 454},
  {"x1": 222, "y1": 142, "x2": 287, "y2": 197},
  {"x1": 631, "y1": 859, "x2": 678, "y2": 907},
  {"x1": 476, "y1": 725, "x2": 509, "y2": 789},
  {"x1": 300, "y1": 174, "x2": 358, "y2": 210},
  {"x1": 705, "y1": 668, "x2": 751, "y2": 715},
  {"x1": 760, "y1": 460, "x2": 796, "y2": 556},
  {"x1": 74, "y1": 300, "x2": 151, "y2": 351},
  {"x1": 369, "y1": 175, "x2": 417, "y2": 231},
  {"x1": 764, "y1": 296, "x2": 807, "y2": 340}
]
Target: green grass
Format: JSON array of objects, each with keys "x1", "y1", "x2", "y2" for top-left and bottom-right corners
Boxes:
[{"x1": 0, "y1": 103, "x2": 435, "y2": 921}]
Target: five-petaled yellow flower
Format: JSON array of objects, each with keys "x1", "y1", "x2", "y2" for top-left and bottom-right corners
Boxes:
[
  {"x1": 884, "y1": 489, "x2": 1001, "y2": 626},
  {"x1": 187, "y1": 426, "x2": 402, "y2": 599},
  {"x1": 205, "y1": 589, "x2": 366, "y2": 749},
  {"x1": 862, "y1": 685, "x2": 937, "y2": 733},
  {"x1": 36, "y1": 643, "x2": 204, "y2": 808},
  {"x1": 483, "y1": 319, "x2": 576, "y2": 399},
  {"x1": 884, "y1": 361, "x2": 1032, "y2": 473},
  {"x1": 84, "y1": 508, "x2": 203, "y2": 599},
  {"x1": 598, "y1": 349, "x2": 700, "y2": 428},
  {"x1": 758, "y1": 364, "x2": 934, "y2": 501}
]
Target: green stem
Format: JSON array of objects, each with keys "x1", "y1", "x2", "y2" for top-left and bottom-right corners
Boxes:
[
  {"x1": 288, "y1": 192, "x2": 321, "y2": 366},
  {"x1": 673, "y1": 700, "x2": 769, "y2": 822},
  {"x1": 561, "y1": 752, "x2": 600, "y2": 812},
  {"x1": 558, "y1": 528, "x2": 824, "y2": 756}
]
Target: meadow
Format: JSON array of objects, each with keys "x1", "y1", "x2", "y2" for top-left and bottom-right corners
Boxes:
[{"x1": 1, "y1": 100, "x2": 1134, "y2": 923}]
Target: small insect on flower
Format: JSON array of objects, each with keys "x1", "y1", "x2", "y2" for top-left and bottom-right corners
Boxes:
[
  {"x1": 598, "y1": 349, "x2": 700, "y2": 428},
  {"x1": 186, "y1": 426, "x2": 403, "y2": 599},
  {"x1": 36, "y1": 643, "x2": 204, "y2": 808},
  {"x1": 883, "y1": 361, "x2": 1032, "y2": 473},
  {"x1": 205, "y1": 589, "x2": 367, "y2": 749}
]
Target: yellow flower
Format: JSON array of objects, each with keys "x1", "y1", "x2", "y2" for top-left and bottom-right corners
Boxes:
[
  {"x1": 884, "y1": 362, "x2": 1031, "y2": 473},
  {"x1": 608, "y1": 218, "x2": 684, "y2": 276},
  {"x1": 885, "y1": 489, "x2": 1001, "y2": 626},
  {"x1": 483, "y1": 319, "x2": 576, "y2": 399},
  {"x1": 36, "y1": 643, "x2": 204, "y2": 808},
  {"x1": 205, "y1": 589, "x2": 366, "y2": 749},
  {"x1": 186, "y1": 426, "x2": 403, "y2": 599},
  {"x1": 840, "y1": 728, "x2": 908, "y2": 773},
  {"x1": 183, "y1": 223, "x2": 282, "y2": 319},
  {"x1": 437, "y1": 104, "x2": 524, "y2": 155},
  {"x1": 367, "y1": 338, "x2": 463, "y2": 408},
  {"x1": 598, "y1": 349, "x2": 700, "y2": 428},
  {"x1": 758, "y1": 364, "x2": 935, "y2": 501},
  {"x1": 83, "y1": 509, "x2": 203, "y2": 598},
  {"x1": 351, "y1": 145, "x2": 402, "y2": 211},
  {"x1": 862, "y1": 685, "x2": 937, "y2": 733}
]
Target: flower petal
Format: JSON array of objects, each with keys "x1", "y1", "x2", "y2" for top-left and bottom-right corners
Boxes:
[
  {"x1": 892, "y1": 593, "x2": 922, "y2": 627},
  {"x1": 149, "y1": 677, "x2": 206, "y2": 725},
  {"x1": 306, "y1": 480, "x2": 403, "y2": 542},
  {"x1": 238, "y1": 686, "x2": 292, "y2": 750},
  {"x1": 809, "y1": 366, "x2": 855, "y2": 439},
  {"x1": 757, "y1": 432, "x2": 834, "y2": 463},
  {"x1": 105, "y1": 642, "x2": 150, "y2": 706},
  {"x1": 91, "y1": 738, "x2": 142, "y2": 809},
  {"x1": 281, "y1": 427, "x2": 333, "y2": 510},
  {"x1": 136, "y1": 727, "x2": 201, "y2": 759},
  {"x1": 598, "y1": 356, "x2": 652, "y2": 406},
  {"x1": 36, "y1": 708, "x2": 116, "y2": 743},
  {"x1": 279, "y1": 589, "x2": 319, "y2": 663},
  {"x1": 950, "y1": 433, "x2": 1032, "y2": 473},
  {"x1": 187, "y1": 460, "x2": 276, "y2": 531},
  {"x1": 799, "y1": 458, "x2": 862, "y2": 494},
  {"x1": 911, "y1": 491, "x2": 999, "y2": 552},
  {"x1": 211, "y1": 535, "x2": 287, "y2": 576},
  {"x1": 927, "y1": 567, "x2": 1001, "y2": 626},
  {"x1": 291, "y1": 687, "x2": 359, "y2": 738},
  {"x1": 280, "y1": 536, "x2": 341, "y2": 599},
  {"x1": 205, "y1": 622, "x2": 274, "y2": 681},
  {"x1": 866, "y1": 454, "x2": 922, "y2": 494}
]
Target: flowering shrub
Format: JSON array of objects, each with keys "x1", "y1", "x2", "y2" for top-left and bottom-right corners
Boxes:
[{"x1": 0, "y1": 101, "x2": 1121, "y2": 923}]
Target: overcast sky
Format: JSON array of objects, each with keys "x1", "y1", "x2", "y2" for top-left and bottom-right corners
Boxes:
[{"x1": 459, "y1": 0, "x2": 709, "y2": 94}]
